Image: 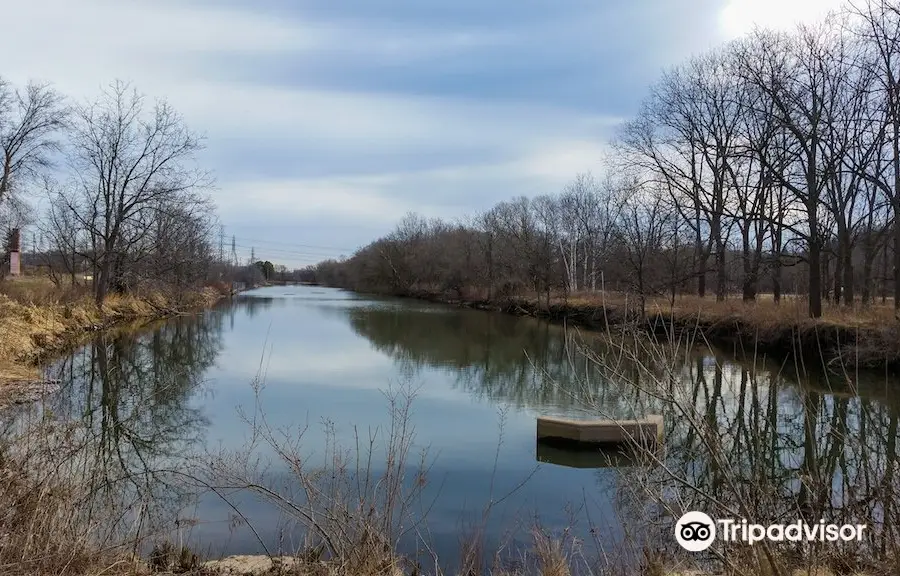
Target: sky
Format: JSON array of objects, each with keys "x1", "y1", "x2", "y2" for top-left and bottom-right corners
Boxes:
[{"x1": 2, "y1": 0, "x2": 844, "y2": 268}]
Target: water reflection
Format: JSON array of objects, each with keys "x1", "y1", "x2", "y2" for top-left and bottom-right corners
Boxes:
[
  {"x1": 8, "y1": 311, "x2": 227, "y2": 544},
  {"x1": 5, "y1": 287, "x2": 898, "y2": 572},
  {"x1": 535, "y1": 440, "x2": 637, "y2": 469},
  {"x1": 342, "y1": 304, "x2": 650, "y2": 417},
  {"x1": 633, "y1": 358, "x2": 900, "y2": 565},
  {"x1": 339, "y1": 299, "x2": 900, "y2": 567}
]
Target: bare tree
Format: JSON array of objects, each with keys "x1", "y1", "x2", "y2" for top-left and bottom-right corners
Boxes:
[
  {"x1": 57, "y1": 81, "x2": 209, "y2": 304},
  {"x1": 737, "y1": 25, "x2": 848, "y2": 318},
  {"x1": 0, "y1": 78, "x2": 67, "y2": 211},
  {"x1": 850, "y1": 0, "x2": 900, "y2": 311},
  {"x1": 613, "y1": 178, "x2": 672, "y2": 315},
  {"x1": 41, "y1": 177, "x2": 86, "y2": 287}
]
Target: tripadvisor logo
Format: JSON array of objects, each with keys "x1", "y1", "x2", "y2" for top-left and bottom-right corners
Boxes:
[
  {"x1": 675, "y1": 511, "x2": 866, "y2": 552},
  {"x1": 675, "y1": 511, "x2": 716, "y2": 552}
]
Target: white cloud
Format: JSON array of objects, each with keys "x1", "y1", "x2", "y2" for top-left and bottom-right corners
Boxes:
[
  {"x1": 718, "y1": 0, "x2": 847, "y2": 39},
  {"x1": 1, "y1": 0, "x2": 326, "y2": 91},
  {"x1": 1, "y1": 0, "x2": 509, "y2": 97},
  {"x1": 2, "y1": 0, "x2": 620, "y2": 167},
  {"x1": 517, "y1": 140, "x2": 608, "y2": 181},
  {"x1": 0, "y1": 0, "x2": 625, "y2": 247},
  {"x1": 159, "y1": 80, "x2": 623, "y2": 159},
  {"x1": 215, "y1": 138, "x2": 610, "y2": 227},
  {"x1": 217, "y1": 176, "x2": 418, "y2": 223}
]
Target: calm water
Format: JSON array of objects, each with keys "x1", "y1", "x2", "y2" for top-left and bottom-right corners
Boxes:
[{"x1": 23, "y1": 286, "x2": 900, "y2": 571}]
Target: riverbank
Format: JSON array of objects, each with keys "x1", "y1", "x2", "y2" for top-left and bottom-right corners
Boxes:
[
  {"x1": 375, "y1": 287, "x2": 900, "y2": 371},
  {"x1": 0, "y1": 277, "x2": 225, "y2": 404}
]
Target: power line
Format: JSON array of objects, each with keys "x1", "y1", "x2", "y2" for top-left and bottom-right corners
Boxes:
[
  {"x1": 231, "y1": 244, "x2": 348, "y2": 259},
  {"x1": 230, "y1": 236, "x2": 357, "y2": 253},
  {"x1": 232, "y1": 252, "x2": 341, "y2": 266}
]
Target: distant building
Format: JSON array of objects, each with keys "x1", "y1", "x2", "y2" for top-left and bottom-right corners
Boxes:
[{"x1": 6, "y1": 228, "x2": 20, "y2": 277}]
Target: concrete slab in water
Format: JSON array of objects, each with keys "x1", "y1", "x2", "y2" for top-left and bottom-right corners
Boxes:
[{"x1": 536, "y1": 414, "x2": 663, "y2": 447}]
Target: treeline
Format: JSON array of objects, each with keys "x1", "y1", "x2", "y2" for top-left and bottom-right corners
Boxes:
[
  {"x1": 0, "y1": 78, "x2": 220, "y2": 303},
  {"x1": 312, "y1": 1, "x2": 900, "y2": 318},
  {"x1": 310, "y1": 180, "x2": 816, "y2": 313}
]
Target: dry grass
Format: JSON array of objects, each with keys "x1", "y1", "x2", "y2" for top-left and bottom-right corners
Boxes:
[
  {"x1": 557, "y1": 291, "x2": 896, "y2": 328},
  {"x1": 0, "y1": 415, "x2": 150, "y2": 576},
  {"x1": 0, "y1": 275, "x2": 223, "y2": 396},
  {"x1": 430, "y1": 286, "x2": 900, "y2": 368},
  {"x1": 444, "y1": 284, "x2": 898, "y2": 331}
]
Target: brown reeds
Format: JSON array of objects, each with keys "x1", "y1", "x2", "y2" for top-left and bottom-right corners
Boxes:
[{"x1": 0, "y1": 275, "x2": 223, "y2": 397}]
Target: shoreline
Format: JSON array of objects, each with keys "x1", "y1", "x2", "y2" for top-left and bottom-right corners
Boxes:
[
  {"x1": 356, "y1": 287, "x2": 900, "y2": 372},
  {"x1": 0, "y1": 286, "x2": 226, "y2": 406}
]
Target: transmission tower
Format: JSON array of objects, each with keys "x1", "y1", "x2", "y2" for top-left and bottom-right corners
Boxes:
[
  {"x1": 218, "y1": 225, "x2": 225, "y2": 263},
  {"x1": 231, "y1": 235, "x2": 238, "y2": 267}
]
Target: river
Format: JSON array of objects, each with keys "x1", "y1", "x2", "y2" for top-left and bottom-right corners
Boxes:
[{"x1": 20, "y1": 285, "x2": 900, "y2": 572}]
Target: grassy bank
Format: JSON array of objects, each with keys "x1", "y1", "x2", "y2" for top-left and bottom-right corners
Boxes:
[
  {"x1": 376, "y1": 287, "x2": 900, "y2": 371},
  {"x1": 0, "y1": 276, "x2": 225, "y2": 402}
]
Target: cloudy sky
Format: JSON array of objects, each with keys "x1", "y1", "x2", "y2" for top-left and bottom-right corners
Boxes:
[{"x1": 2, "y1": 0, "x2": 842, "y2": 268}]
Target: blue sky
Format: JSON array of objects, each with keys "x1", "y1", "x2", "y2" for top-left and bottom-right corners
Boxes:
[{"x1": 3, "y1": 0, "x2": 841, "y2": 268}]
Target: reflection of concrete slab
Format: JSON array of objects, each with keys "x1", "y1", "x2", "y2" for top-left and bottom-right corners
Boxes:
[
  {"x1": 536, "y1": 415, "x2": 663, "y2": 447},
  {"x1": 536, "y1": 439, "x2": 638, "y2": 468}
]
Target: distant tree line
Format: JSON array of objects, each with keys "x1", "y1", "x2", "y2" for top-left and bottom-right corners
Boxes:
[{"x1": 310, "y1": 1, "x2": 900, "y2": 318}]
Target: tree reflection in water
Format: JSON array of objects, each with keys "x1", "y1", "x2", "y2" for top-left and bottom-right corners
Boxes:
[
  {"x1": 613, "y1": 354, "x2": 900, "y2": 571},
  {"x1": 342, "y1": 302, "x2": 900, "y2": 571},
  {"x1": 3, "y1": 295, "x2": 896, "y2": 571},
  {"x1": 342, "y1": 303, "x2": 645, "y2": 416},
  {"x1": 4, "y1": 310, "x2": 225, "y2": 551}
]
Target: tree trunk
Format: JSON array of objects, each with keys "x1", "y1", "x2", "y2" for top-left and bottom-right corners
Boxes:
[
  {"x1": 772, "y1": 219, "x2": 783, "y2": 304},
  {"x1": 695, "y1": 211, "x2": 706, "y2": 298},
  {"x1": 716, "y1": 244, "x2": 726, "y2": 301},
  {"x1": 711, "y1": 214, "x2": 725, "y2": 301},
  {"x1": 842, "y1": 246, "x2": 854, "y2": 306},
  {"x1": 883, "y1": 241, "x2": 890, "y2": 304},
  {"x1": 95, "y1": 260, "x2": 111, "y2": 306},
  {"x1": 830, "y1": 250, "x2": 840, "y2": 305},
  {"x1": 741, "y1": 225, "x2": 755, "y2": 301},
  {"x1": 698, "y1": 257, "x2": 707, "y2": 298},
  {"x1": 809, "y1": 239, "x2": 823, "y2": 318},
  {"x1": 807, "y1": 146, "x2": 822, "y2": 318},
  {"x1": 862, "y1": 249, "x2": 873, "y2": 306},
  {"x1": 70, "y1": 243, "x2": 77, "y2": 288},
  {"x1": 893, "y1": 113, "x2": 900, "y2": 311},
  {"x1": 894, "y1": 200, "x2": 900, "y2": 311},
  {"x1": 772, "y1": 259, "x2": 782, "y2": 304},
  {"x1": 861, "y1": 225, "x2": 875, "y2": 305},
  {"x1": 570, "y1": 239, "x2": 578, "y2": 292},
  {"x1": 487, "y1": 236, "x2": 494, "y2": 300}
]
